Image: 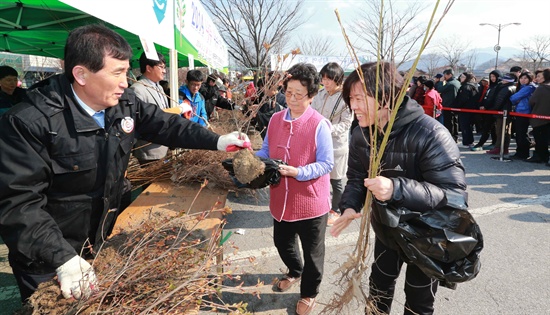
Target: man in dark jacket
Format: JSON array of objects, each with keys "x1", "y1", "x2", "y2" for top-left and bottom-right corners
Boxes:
[
  {"x1": 486, "y1": 73, "x2": 517, "y2": 155},
  {"x1": 200, "y1": 74, "x2": 220, "y2": 118},
  {"x1": 453, "y1": 72, "x2": 479, "y2": 147},
  {"x1": 439, "y1": 69, "x2": 461, "y2": 142},
  {"x1": 330, "y1": 62, "x2": 467, "y2": 315},
  {"x1": 0, "y1": 24, "x2": 248, "y2": 303}
]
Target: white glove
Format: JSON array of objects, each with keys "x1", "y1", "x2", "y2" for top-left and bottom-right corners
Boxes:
[
  {"x1": 179, "y1": 102, "x2": 193, "y2": 115},
  {"x1": 217, "y1": 131, "x2": 251, "y2": 151},
  {"x1": 56, "y1": 255, "x2": 97, "y2": 299}
]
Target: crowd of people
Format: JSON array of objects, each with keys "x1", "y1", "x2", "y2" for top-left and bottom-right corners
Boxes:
[
  {"x1": 0, "y1": 23, "x2": 545, "y2": 315},
  {"x1": 409, "y1": 66, "x2": 550, "y2": 166}
]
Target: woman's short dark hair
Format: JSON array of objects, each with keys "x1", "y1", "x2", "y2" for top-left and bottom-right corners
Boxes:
[
  {"x1": 138, "y1": 52, "x2": 166, "y2": 73},
  {"x1": 462, "y1": 72, "x2": 475, "y2": 83},
  {"x1": 424, "y1": 80, "x2": 435, "y2": 90},
  {"x1": 64, "y1": 24, "x2": 133, "y2": 83},
  {"x1": 320, "y1": 62, "x2": 344, "y2": 85},
  {"x1": 519, "y1": 72, "x2": 534, "y2": 83},
  {"x1": 343, "y1": 62, "x2": 404, "y2": 108},
  {"x1": 283, "y1": 63, "x2": 320, "y2": 98}
]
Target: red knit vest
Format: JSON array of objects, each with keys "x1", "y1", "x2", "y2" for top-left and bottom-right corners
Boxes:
[{"x1": 268, "y1": 106, "x2": 331, "y2": 222}]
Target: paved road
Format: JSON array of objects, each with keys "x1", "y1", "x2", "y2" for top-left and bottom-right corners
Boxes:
[
  {"x1": 1, "y1": 137, "x2": 549, "y2": 315},
  {"x1": 217, "y1": 140, "x2": 550, "y2": 315}
]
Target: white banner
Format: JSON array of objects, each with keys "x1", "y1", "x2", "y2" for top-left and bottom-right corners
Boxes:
[{"x1": 61, "y1": 0, "x2": 175, "y2": 49}]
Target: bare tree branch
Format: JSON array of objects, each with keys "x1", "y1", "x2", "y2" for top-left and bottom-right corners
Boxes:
[
  {"x1": 297, "y1": 35, "x2": 336, "y2": 56},
  {"x1": 463, "y1": 49, "x2": 478, "y2": 72},
  {"x1": 437, "y1": 34, "x2": 470, "y2": 71},
  {"x1": 420, "y1": 53, "x2": 442, "y2": 76},
  {"x1": 201, "y1": 0, "x2": 306, "y2": 76},
  {"x1": 519, "y1": 35, "x2": 550, "y2": 72},
  {"x1": 350, "y1": 0, "x2": 428, "y2": 66}
]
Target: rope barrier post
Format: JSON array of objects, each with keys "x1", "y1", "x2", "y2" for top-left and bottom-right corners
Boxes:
[{"x1": 491, "y1": 109, "x2": 511, "y2": 162}]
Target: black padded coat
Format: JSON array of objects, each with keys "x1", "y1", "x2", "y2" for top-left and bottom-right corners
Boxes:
[
  {"x1": 339, "y1": 97, "x2": 467, "y2": 250},
  {"x1": 0, "y1": 74, "x2": 220, "y2": 274}
]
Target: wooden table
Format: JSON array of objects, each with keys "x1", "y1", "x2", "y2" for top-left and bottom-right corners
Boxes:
[
  {"x1": 113, "y1": 181, "x2": 227, "y2": 266},
  {"x1": 113, "y1": 181, "x2": 227, "y2": 235}
]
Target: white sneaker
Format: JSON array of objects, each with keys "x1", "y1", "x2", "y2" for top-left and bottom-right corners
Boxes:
[{"x1": 327, "y1": 210, "x2": 341, "y2": 227}]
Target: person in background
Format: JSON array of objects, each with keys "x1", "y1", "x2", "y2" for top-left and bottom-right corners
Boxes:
[
  {"x1": 434, "y1": 73, "x2": 444, "y2": 92},
  {"x1": 245, "y1": 81, "x2": 257, "y2": 103},
  {"x1": 200, "y1": 74, "x2": 220, "y2": 119},
  {"x1": 0, "y1": 65, "x2": 27, "y2": 115},
  {"x1": 331, "y1": 61, "x2": 466, "y2": 315},
  {"x1": 423, "y1": 79, "x2": 443, "y2": 123},
  {"x1": 527, "y1": 68, "x2": 550, "y2": 165},
  {"x1": 159, "y1": 80, "x2": 170, "y2": 98},
  {"x1": 311, "y1": 62, "x2": 353, "y2": 227},
  {"x1": 453, "y1": 72, "x2": 479, "y2": 148},
  {"x1": 471, "y1": 70, "x2": 502, "y2": 151},
  {"x1": 407, "y1": 76, "x2": 418, "y2": 98},
  {"x1": 131, "y1": 52, "x2": 171, "y2": 165},
  {"x1": 256, "y1": 63, "x2": 333, "y2": 315},
  {"x1": 222, "y1": 78, "x2": 232, "y2": 100},
  {"x1": 212, "y1": 81, "x2": 236, "y2": 112},
  {"x1": 269, "y1": 70, "x2": 288, "y2": 108},
  {"x1": 510, "y1": 66, "x2": 523, "y2": 83},
  {"x1": 439, "y1": 69, "x2": 461, "y2": 143},
  {"x1": 0, "y1": 24, "x2": 250, "y2": 303},
  {"x1": 250, "y1": 78, "x2": 285, "y2": 139},
  {"x1": 474, "y1": 77, "x2": 490, "y2": 134},
  {"x1": 179, "y1": 70, "x2": 209, "y2": 127},
  {"x1": 411, "y1": 75, "x2": 426, "y2": 105},
  {"x1": 510, "y1": 72, "x2": 536, "y2": 160},
  {"x1": 486, "y1": 73, "x2": 517, "y2": 155}
]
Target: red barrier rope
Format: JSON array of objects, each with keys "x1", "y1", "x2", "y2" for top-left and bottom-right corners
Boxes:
[{"x1": 421, "y1": 105, "x2": 550, "y2": 120}]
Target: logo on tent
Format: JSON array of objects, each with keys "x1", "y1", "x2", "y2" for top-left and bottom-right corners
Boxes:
[{"x1": 153, "y1": 0, "x2": 168, "y2": 24}]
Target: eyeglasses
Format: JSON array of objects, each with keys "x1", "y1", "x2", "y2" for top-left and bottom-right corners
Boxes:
[
  {"x1": 156, "y1": 64, "x2": 166, "y2": 70},
  {"x1": 284, "y1": 90, "x2": 308, "y2": 100}
]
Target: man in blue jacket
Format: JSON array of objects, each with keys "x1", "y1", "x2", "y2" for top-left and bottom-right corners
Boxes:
[{"x1": 179, "y1": 70, "x2": 209, "y2": 127}]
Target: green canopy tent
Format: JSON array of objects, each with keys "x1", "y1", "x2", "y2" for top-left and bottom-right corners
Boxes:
[{"x1": 0, "y1": 0, "x2": 207, "y2": 69}]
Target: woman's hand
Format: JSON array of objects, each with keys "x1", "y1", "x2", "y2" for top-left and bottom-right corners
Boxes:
[
  {"x1": 364, "y1": 176, "x2": 393, "y2": 202},
  {"x1": 278, "y1": 164, "x2": 298, "y2": 177},
  {"x1": 330, "y1": 208, "x2": 361, "y2": 237}
]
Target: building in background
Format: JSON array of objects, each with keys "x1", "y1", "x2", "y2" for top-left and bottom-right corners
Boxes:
[{"x1": 0, "y1": 52, "x2": 62, "y2": 87}]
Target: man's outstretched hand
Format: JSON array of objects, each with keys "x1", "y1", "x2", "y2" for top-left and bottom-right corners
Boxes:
[{"x1": 217, "y1": 131, "x2": 251, "y2": 151}]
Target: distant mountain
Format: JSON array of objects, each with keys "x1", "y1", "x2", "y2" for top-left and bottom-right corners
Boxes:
[
  {"x1": 472, "y1": 46, "x2": 524, "y2": 68},
  {"x1": 398, "y1": 46, "x2": 525, "y2": 72}
]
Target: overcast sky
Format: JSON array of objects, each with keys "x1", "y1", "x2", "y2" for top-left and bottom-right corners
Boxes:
[{"x1": 292, "y1": 0, "x2": 550, "y2": 56}]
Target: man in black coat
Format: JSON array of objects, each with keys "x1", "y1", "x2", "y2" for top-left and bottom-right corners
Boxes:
[
  {"x1": 0, "y1": 24, "x2": 248, "y2": 303},
  {"x1": 200, "y1": 74, "x2": 220, "y2": 118},
  {"x1": 486, "y1": 73, "x2": 517, "y2": 155},
  {"x1": 439, "y1": 68, "x2": 461, "y2": 142},
  {"x1": 331, "y1": 62, "x2": 467, "y2": 315}
]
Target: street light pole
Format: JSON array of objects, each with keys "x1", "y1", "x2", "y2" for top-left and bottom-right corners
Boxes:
[{"x1": 479, "y1": 22, "x2": 521, "y2": 70}]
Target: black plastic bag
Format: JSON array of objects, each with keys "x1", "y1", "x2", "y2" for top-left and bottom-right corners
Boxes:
[
  {"x1": 380, "y1": 201, "x2": 483, "y2": 289},
  {"x1": 222, "y1": 157, "x2": 286, "y2": 189}
]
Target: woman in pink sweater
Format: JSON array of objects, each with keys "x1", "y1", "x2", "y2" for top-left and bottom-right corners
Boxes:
[{"x1": 256, "y1": 63, "x2": 334, "y2": 315}]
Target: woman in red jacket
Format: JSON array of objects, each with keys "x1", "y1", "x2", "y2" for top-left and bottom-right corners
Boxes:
[{"x1": 423, "y1": 80, "x2": 443, "y2": 124}]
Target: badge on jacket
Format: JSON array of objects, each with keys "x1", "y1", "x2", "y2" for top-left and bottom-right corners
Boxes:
[{"x1": 121, "y1": 117, "x2": 134, "y2": 133}]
